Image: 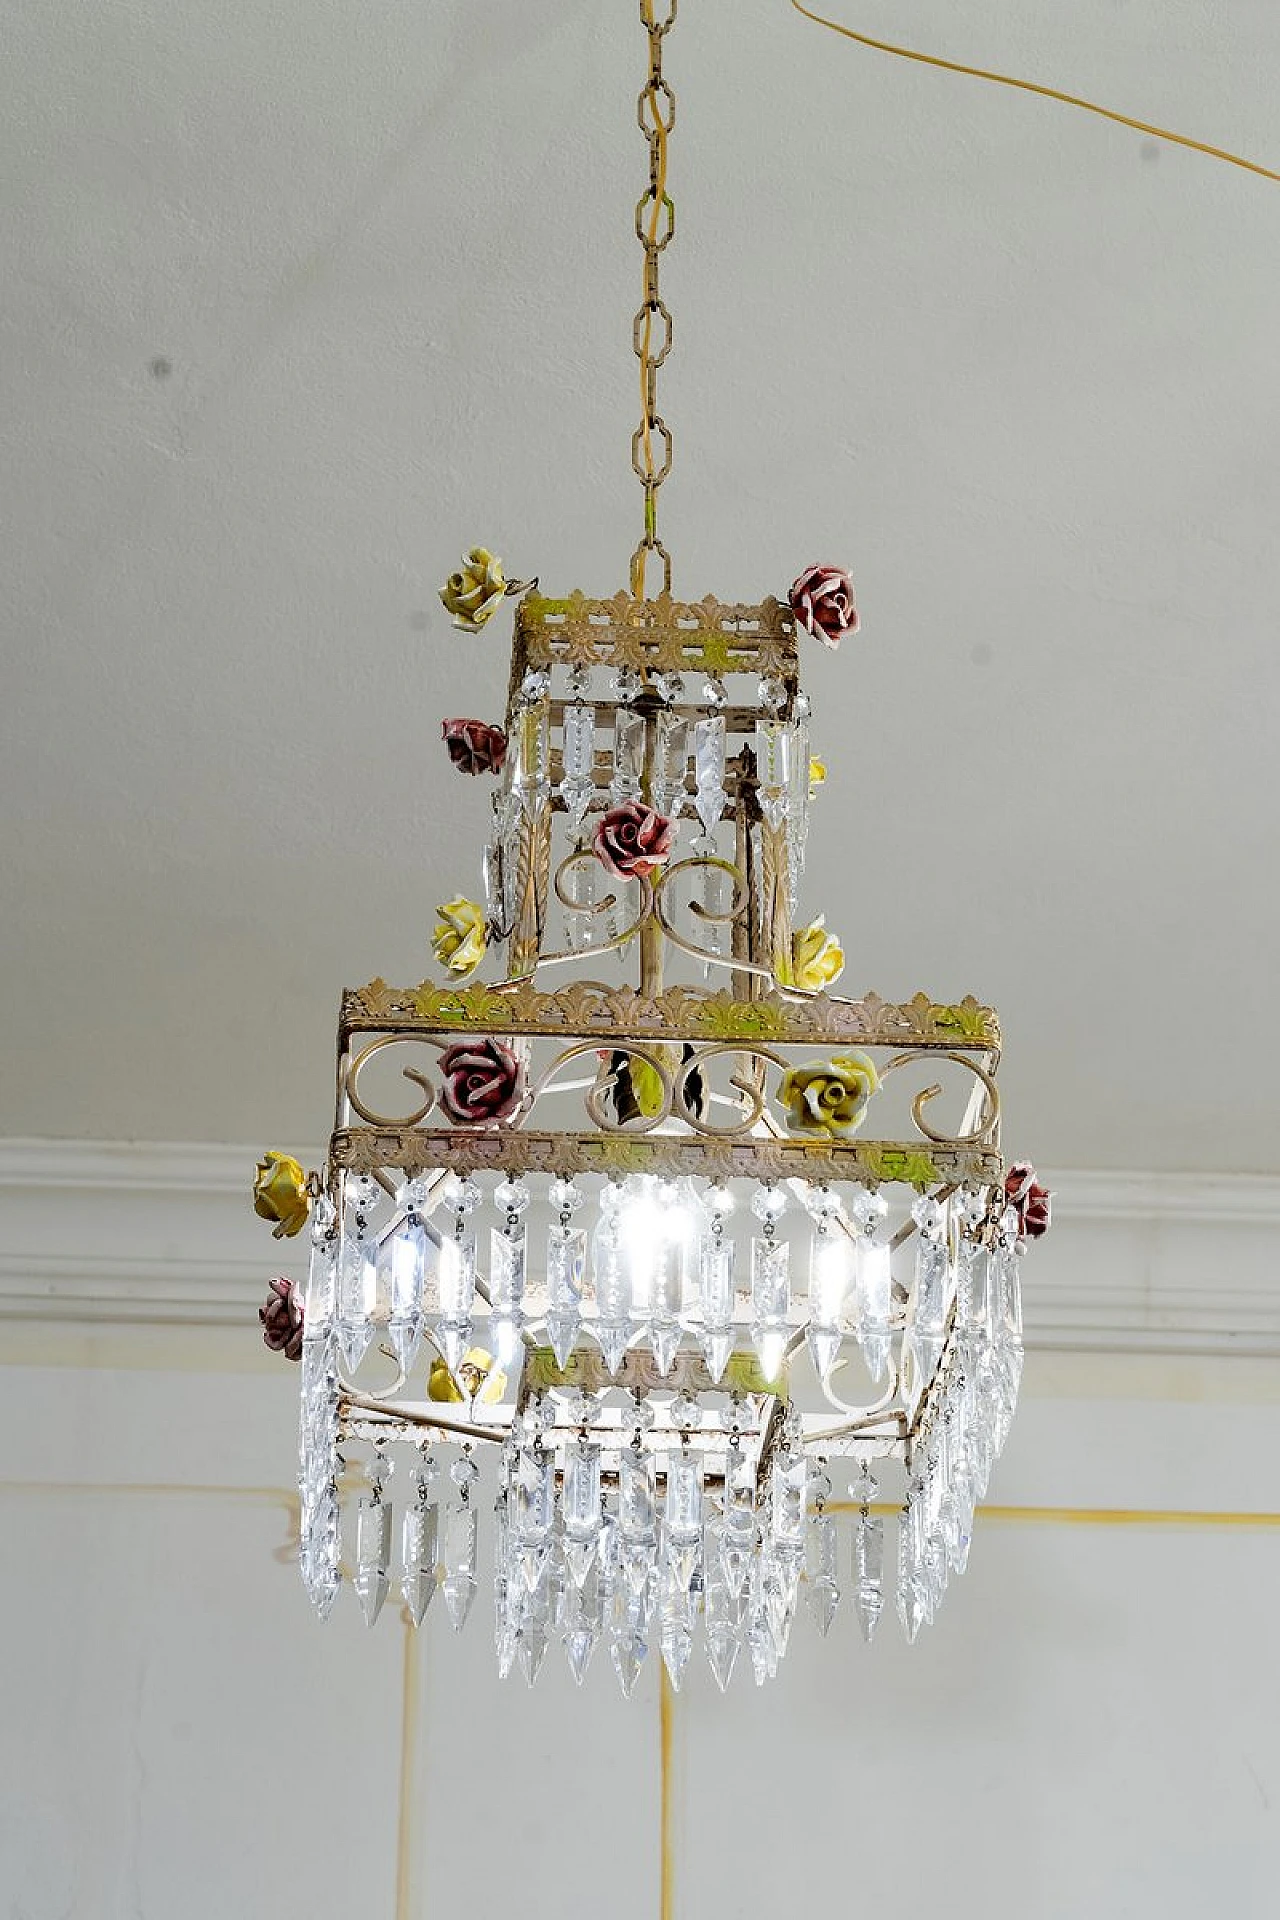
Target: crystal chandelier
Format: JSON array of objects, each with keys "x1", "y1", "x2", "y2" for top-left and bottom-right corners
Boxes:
[{"x1": 254, "y1": 0, "x2": 1050, "y2": 1693}]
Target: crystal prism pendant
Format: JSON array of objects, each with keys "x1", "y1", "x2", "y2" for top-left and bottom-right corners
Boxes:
[
  {"x1": 546, "y1": 1222, "x2": 586, "y2": 1367},
  {"x1": 750, "y1": 1237, "x2": 790, "y2": 1382},
  {"x1": 688, "y1": 830, "x2": 726, "y2": 967},
  {"x1": 852, "y1": 1506, "x2": 884, "y2": 1642},
  {"x1": 851, "y1": 1192, "x2": 893, "y2": 1382},
  {"x1": 441, "y1": 1501, "x2": 478, "y2": 1632},
  {"x1": 513, "y1": 1444, "x2": 555, "y2": 1592},
  {"x1": 720, "y1": 1444, "x2": 756, "y2": 1599},
  {"x1": 559, "y1": 701, "x2": 596, "y2": 830},
  {"x1": 436, "y1": 1229, "x2": 476, "y2": 1374},
  {"x1": 754, "y1": 719, "x2": 790, "y2": 829},
  {"x1": 382, "y1": 1210, "x2": 428, "y2": 1375},
  {"x1": 488, "y1": 1221, "x2": 527, "y2": 1367},
  {"x1": 660, "y1": 1613, "x2": 694, "y2": 1691},
  {"x1": 298, "y1": 1333, "x2": 341, "y2": 1620},
  {"x1": 610, "y1": 1625, "x2": 647, "y2": 1698},
  {"x1": 562, "y1": 1557, "x2": 604, "y2": 1685},
  {"x1": 512, "y1": 699, "x2": 551, "y2": 824},
  {"x1": 907, "y1": 1197, "x2": 950, "y2": 1400},
  {"x1": 619, "y1": 1444, "x2": 657, "y2": 1555},
  {"x1": 336, "y1": 1184, "x2": 379, "y2": 1376},
  {"x1": 591, "y1": 1191, "x2": 630, "y2": 1376},
  {"x1": 696, "y1": 1229, "x2": 736, "y2": 1383},
  {"x1": 354, "y1": 1495, "x2": 392, "y2": 1627},
  {"x1": 807, "y1": 1223, "x2": 851, "y2": 1382},
  {"x1": 401, "y1": 1481, "x2": 439, "y2": 1627},
  {"x1": 787, "y1": 700, "x2": 811, "y2": 908},
  {"x1": 704, "y1": 1542, "x2": 742, "y2": 1691},
  {"x1": 561, "y1": 845, "x2": 600, "y2": 952},
  {"x1": 561, "y1": 1440, "x2": 603, "y2": 1587},
  {"x1": 652, "y1": 711, "x2": 689, "y2": 819},
  {"x1": 692, "y1": 714, "x2": 727, "y2": 832},
  {"x1": 647, "y1": 1180, "x2": 692, "y2": 1375},
  {"x1": 304, "y1": 1200, "x2": 338, "y2": 1328},
  {"x1": 610, "y1": 709, "x2": 645, "y2": 805},
  {"x1": 664, "y1": 1450, "x2": 704, "y2": 1597},
  {"x1": 806, "y1": 1508, "x2": 840, "y2": 1637}
]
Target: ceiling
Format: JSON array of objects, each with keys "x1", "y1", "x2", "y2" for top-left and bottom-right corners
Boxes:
[{"x1": 3, "y1": 0, "x2": 1278, "y2": 1173}]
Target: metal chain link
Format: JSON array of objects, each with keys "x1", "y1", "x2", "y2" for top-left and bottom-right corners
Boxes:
[{"x1": 630, "y1": 0, "x2": 676, "y2": 600}]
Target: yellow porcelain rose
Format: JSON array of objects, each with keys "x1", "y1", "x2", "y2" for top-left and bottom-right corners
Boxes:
[
  {"x1": 432, "y1": 896, "x2": 487, "y2": 978},
  {"x1": 808, "y1": 755, "x2": 827, "y2": 793},
  {"x1": 790, "y1": 916, "x2": 845, "y2": 993},
  {"x1": 439, "y1": 547, "x2": 508, "y2": 633},
  {"x1": 252, "y1": 1151, "x2": 310, "y2": 1238},
  {"x1": 777, "y1": 1052, "x2": 879, "y2": 1138},
  {"x1": 428, "y1": 1347, "x2": 508, "y2": 1405}
]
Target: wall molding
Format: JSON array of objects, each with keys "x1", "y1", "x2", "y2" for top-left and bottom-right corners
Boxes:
[{"x1": 1, "y1": 1140, "x2": 1277, "y2": 1355}]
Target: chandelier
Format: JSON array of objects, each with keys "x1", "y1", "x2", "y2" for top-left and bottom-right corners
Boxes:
[{"x1": 253, "y1": 0, "x2": 1050, "y2": 1694}]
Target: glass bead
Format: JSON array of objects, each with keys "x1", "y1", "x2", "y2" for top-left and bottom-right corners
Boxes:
[
  {"x1": 548, "y1": 1178, "x2": 585, "y2": 1215},
  {"x1": 750, "y1": 1184, "x2": 788, "y2": 1224},
  {"x1": 442, "y1": 1175, "x2": 482, "y2": 1216},
  {"x1": 494, "y1": 1178, "x2": 531, "y2": 1217},
  {"x1": 802, "y1": 1184, "x2": 843, "y2": 1221},
  {"x1": 848, "y1": 1187, "x2": 888, "y2": 1231},
  {"x1": 911, "y1": 1195, "x2": 943, "y2": 1236},
  {"x1": 668, "y1": 1392, "x2": 701, "y2": 1432},
  {"x1": 365, "y1": 1453, "x2": 393, "y2": 1492}
]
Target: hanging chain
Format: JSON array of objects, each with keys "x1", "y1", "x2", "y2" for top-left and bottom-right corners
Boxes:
[{"x1": 630, "y1": 0, "x2": 676, "y2": 600}]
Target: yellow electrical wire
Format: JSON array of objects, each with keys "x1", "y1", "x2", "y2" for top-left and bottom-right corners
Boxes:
[{"x1": 789, "y1": 0, "x2": 1280, "y2": 185}]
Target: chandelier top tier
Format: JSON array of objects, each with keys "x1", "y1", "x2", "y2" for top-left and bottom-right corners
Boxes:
[{"x1": 252, "y1": 0, "x2": 1049, "y2": 1696}]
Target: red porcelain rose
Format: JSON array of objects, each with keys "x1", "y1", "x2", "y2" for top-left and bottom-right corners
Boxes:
[
  {"x1": 789, "y1": 564, "x2": 860, "y2": 651},
  {"x1": 259, "y1": 1275, "x2": 304, "y2": 1361},
  {"x1": 442, "y1": 718, "x2": 508, "y2": 776},
  {"x1": 1004, "y1": 1160, "x2": 1052, "y2": 1242},
  {"x1": 439, "y1": 1037, "x2": 524, "y2": 1125},
  {"x1": 593, "y1": 800, "x2": 674, "y2": 880}
]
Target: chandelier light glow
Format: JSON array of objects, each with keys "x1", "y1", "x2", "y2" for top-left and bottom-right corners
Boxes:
[{"x1": 254, "y1": 0, "x2": 1050, "y2": 1693}]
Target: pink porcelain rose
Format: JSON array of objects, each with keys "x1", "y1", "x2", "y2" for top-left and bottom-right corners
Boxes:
[
  {"x1": 1004, "y1": 1160, "x2": 1052, "y2": 1242},
  {"x1": 439, "y1": 1038, "x2": 524, "y2": 1125},
  {"x1": 259, "y1": 1275, "x2": 304, "y2": 1361},
  {"x1": 441, "y1": 718, "x2": 507, "y2": 776},
  {"x1": 789, "y1": 563, "x2": 860, "y2": 650},
  {"x1": 593, "y1": 801, "x2": 674, "y2": 880}
]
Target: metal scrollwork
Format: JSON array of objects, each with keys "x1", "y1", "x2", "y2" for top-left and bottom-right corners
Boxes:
[
  {"x1": 671, "y1": 1040, "x2": 790, "y2": 1136},
  {"x1": 345, "y1": 1034, "x2": 444, "y2": 1128},
  {"x1": 880, "y1": 1049, "x2": 1001, "y2": 1148},
  {"x1": 524, "y1": 1038, "x2": 678, "y2": 1135},
  {"x1": 524, "y1": 853, "x2": 652, "y2": 975},
  {"x1": 650, "y1": 854, "x2": 771, "y2": 980}
]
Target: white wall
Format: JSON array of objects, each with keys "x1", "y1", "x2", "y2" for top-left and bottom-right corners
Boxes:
[{"x1": 3, "y1": 1148, "x2": 1280, "y2": 1918}]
